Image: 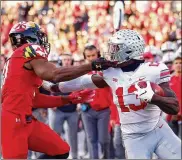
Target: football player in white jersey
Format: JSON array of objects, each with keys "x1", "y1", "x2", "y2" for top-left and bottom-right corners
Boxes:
[{"x1": 43, "y1": 29, "x2": 181, "y2": 159}]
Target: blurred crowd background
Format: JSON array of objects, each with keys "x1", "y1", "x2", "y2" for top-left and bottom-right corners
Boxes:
[{"x1": 0, "y1": 0, "x2": 181, "y2": 159}]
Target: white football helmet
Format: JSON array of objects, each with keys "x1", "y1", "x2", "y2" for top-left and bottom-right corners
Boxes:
[
  {"x1": 161, "y1": 41, "x2": 177, "y2": 53},
  {"x1": 162, "y1": 52, "x2": 175, "y2": 63},
  {"x1": 108, "y1": 29, "x2": 145, "y2": 63},
  {"x1": 144, "y1": 45, "x2": 162, "y2": 57}
]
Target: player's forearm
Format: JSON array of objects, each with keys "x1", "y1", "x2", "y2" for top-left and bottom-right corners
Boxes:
[
  {"x1": 42, "y1": 74, "x2": 98, "y2": 93},
  {"x1": 33, "y1": 93, "x2": 70, "y2": 108},
  {"x1": 151, "y1": 94, "x2": 179, "y2": 115},
  {"x1": 52, "y1": 63, "x2": 92, "y2": 82}
]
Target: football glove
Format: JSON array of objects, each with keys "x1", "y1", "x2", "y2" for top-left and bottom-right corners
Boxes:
[
  {"x1": 91, "y1": 57, "x2": 118, "y2": 71},
  {"x1": 69, "y1": 89, "x2": 95, "y2": 104},
  {"x1": 134, "y1": 81, "x2": 154, "y2": 102}
]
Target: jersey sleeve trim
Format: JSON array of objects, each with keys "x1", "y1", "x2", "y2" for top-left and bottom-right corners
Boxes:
[
  {"x1": 157, "y1": 77, "x2": 171, "y2": 84},
  {"x1": 160, "y1": 70, "x2": 170, "y2": 77}
]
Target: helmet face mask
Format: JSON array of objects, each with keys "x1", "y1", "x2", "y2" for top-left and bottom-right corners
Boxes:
[
  {"x1": 37, "y1": 31, "x2": 50, "y2": 54},
  {"x1": 9, "y1": 21, "x2": 51, "y2": 54},
  {"x1": 108, "y1": 42, "x2": 132, "y2": 62},
  {"x1": 108, "y1": 29, "x2": 145, "y2": 63}
]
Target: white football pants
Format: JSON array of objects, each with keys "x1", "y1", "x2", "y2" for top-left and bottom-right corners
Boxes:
[{"x1": 122, "y1": 117, "x2": 181, "y2": 159}]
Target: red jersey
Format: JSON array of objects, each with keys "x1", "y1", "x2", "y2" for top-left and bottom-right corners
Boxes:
[
  {"x1": 89, "y1": 87, "x2": 113, "y2": 111},
  {"x1": 87, "y1": 71, "x2": 113, "y2": 111},
  {"x1": 167, "y1": 75, "x2": 182, "y2": 121},
  {"x1": 1, "y1": 43, "x2": 48, "y2": 115}
]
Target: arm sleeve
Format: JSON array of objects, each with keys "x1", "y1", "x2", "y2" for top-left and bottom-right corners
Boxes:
[
  {"x1": 33, "y1": 90, "x2": 69, "y2": 108},
  {"x1": 58, "y1": 74, "x2": 98, "y2": 93}
]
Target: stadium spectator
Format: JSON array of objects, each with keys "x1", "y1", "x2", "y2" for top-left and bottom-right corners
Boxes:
[
  {"x1": 48, "y1": 53, "x2": 79, "y2": 159},
  {"x1": 168, "y1": 55, "x2": 182, "y2": 138},
  {"x1": 144, "y1": 45, "x2": 163, "y2": 62},
  {"x1": 73, "y1": 54, "x2": 85, "y2": 66},
  {"x1": 161, "y1": 41, "x2": 178, "y2": 73},
  {"x1": 0, "y1": 55, "x2": 6, "y2": 83},
  {"x1": 81, "y1": 44, "x2": 111, "y2": 159},
  {"x1": 109, "y1": 97, "x2": 125, "y2": 159}
]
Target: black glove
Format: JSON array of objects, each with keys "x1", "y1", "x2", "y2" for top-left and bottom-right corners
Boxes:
[{"x1": 91, "y1": 57, "x2": 118, "y2": 71}]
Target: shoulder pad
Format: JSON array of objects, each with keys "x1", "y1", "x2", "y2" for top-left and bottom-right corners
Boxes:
[{"x1": 23, "y1": 44, "x2": 48, "y2": 59}]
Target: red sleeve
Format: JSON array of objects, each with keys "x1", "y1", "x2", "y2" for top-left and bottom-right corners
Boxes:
[{"x1": 33, "y1": 90, "x2": 69, "y2": 108}]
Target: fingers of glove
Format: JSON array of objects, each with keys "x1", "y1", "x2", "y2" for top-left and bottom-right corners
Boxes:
[
  {"x1": 135, "y1": 83, "x2": 141, "y2": 91},
  {"x1": 74, "y1": 97, "x2": 93, "y2": 103},
  {"x1": 134, "y1": 89, "x2": 146, "y2": 96},
  {"x1": 84, "y1": 98, "x2": 94, "y2": 103},
  {"x1": 70, "y1": 90, "x2": 91, "y2": 98},
  {"x1": 81, "y1": 93, "x2": 95, "y2": 102},
  {"x1": 133, "y1": 91, "x2": 138, "y2": 96},
  {"x1": 80, "y1": 89, "x2": 93, "y2": 94},
  {"x1": 146, "y1": 81, "x2": 152, "y2": 89},
  {"x1": 80, "y1": 90, "x2": 95, "y2": 97},
  {"x1": 71, "y1": 90, "x2": 95, "y2": 103}
]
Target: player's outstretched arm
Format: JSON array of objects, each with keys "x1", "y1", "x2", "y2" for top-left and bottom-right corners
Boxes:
[
  {"x1": 151, "y1": 82, "x2": 179, "y2": 115},
  {"x1": 30, "y1": 59, "x2": 92, "y2": 82},
  {"x1": 33, "y1": 89, "x2": 95, "y2": 108},
  {"x1": 33, "y1": 92, "x2": 71, "y2": 108},
  {"x1": 42, "y1": 74, "x2": 109, "y2": 93},
  {"x1": 30, "y1": 58, "x2": 116, "y2": 82}
]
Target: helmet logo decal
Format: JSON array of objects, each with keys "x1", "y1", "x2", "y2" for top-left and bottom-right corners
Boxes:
[
  {"x1": 28, "y1": 22, "x2": 36, "y2": 28},
  {"x1": 15, "y1": 22, "x2": 26, "y2": 32}
]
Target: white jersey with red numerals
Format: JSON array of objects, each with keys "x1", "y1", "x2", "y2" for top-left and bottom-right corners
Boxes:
[{"x1": 103, "y1": 62, "x2": 170, "y2": 134}]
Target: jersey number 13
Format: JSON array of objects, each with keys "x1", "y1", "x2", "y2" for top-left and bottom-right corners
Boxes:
[{"x1": 116, "y1": 85, "x2": 147, "y2": 112}]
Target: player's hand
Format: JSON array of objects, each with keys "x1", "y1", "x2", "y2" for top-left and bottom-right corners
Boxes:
[
  {"x1": 110, "y1": 120, "x2": 116, "y2": 128},
  {"x1": 171, "y1": 115, "x2": 178, "y2": 121},
  {"x1": 134, "y1": 81, "x2": 154, "y2": 102},
  {"x1": 91, "y1": 57, "x2": 118, "y2": 71},
  {"x1": 69, "y1": 89, "x2": 95, "y2": 104}
]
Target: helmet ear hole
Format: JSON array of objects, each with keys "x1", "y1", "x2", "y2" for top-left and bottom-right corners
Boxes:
[
  {"x1": 137, "y1": 36, "x2": 140, "y2": 40},
  {"x1": 125, "y1": 50, "x2": 132, "y2": 54}
]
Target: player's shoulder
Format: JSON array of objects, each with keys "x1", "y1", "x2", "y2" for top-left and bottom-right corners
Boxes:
[
  {"x1": 103, "y1": 67, "x2": 121, "y2": 81},
  {"x1": 142, "y1": 62, "x2": 170, "y2": 84},
  {"x1": 22, "y1": 44, "x2": 48, "y2": 59},
  {"x1": 143, "y1": 61, "x2": 169, "y2": 72},
  {"x1": 103, "y1": 67, "x2": 119, "y2": 75}
]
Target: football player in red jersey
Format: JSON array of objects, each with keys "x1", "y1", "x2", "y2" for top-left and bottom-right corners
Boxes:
[{"x1": 1, "y1": 21, "x2": 115, "y2": 159}]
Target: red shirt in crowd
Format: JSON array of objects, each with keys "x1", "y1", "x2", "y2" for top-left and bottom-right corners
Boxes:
[
  {"x1": 167, "y1": 75, "x2": 182, "y2": 121},
  {"x1": 87, "y1": 71, "x2": 112, "y2": 111},
  {"x1": 89, "y1": 86, "x2": 112, "y2": 111},
  {"x1": 87, "y1": 71, "x2": 120, "y2": 132}
]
